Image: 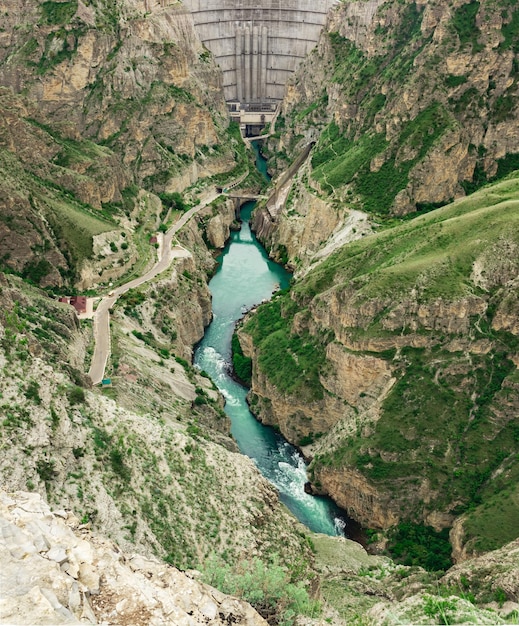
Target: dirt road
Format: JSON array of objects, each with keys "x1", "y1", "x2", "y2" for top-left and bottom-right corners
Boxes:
[{"x1": 88, "y1": 191, "x2": 218, "y2": 385}]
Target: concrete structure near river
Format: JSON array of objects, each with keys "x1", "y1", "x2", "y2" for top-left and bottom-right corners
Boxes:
[{"x1": 182, "y1": 0, "x2": 338, "y2": 133}]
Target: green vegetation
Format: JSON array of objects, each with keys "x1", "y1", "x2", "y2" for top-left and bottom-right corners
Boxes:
[
  {"x1": 36, "y1": 459, "x2": 57, "y2": 484},
  {"x1": 463, "y1": 471, "x2": 519, "y2": 552},
  {"x1": 201, "y1": 554, "x2": 320, "y2": 625},
  {"x1": 49, "y1": 130, "x2": 113, "y2": 169},
  {"x1": 95, "y1": 0, "x2": 121, "y2": 33},
  {"x1": 243, "y1": 297, "x2": 328, "y2": 401},
  {"x1": 32, "y1": 28, "x2": 84, "y2": 75},
  {"x1": 67, "y1": 386, "x2": 86, "y2": 405},
  {"x1": 43, "y1": 192, "x2": 113, "y2": 273},
  {"x1": 450, "y1": 1, "x2": 483, "y2": 53},
  {"x1": 118, "y1": 288, "x2": 146, "y2": 318},
  {"x1": 157, "y1": 191, "x2": 188, "y2": 212},
  {"x1": 357, "y1": 104, "x2": 450, "y2": 213},
  {"x1": 462, "y1": 150, "x2": 519, "y2": 194},
  {"x1": 387, "y1": 523, "x2": 452, "y2": 572},
  {"x1": 109, "y1": 446, "x2": 131, "y2": 482},
  {"x1": 311, "y1": 123, "x2": 387, "y2": 194},
  {"x1": 445, "y1": 74, "x2": 468, "y2": 88},
  {"x1": 311, "y1": 104, "x2": 451, "y2": 214},
  {"x1": 24, "y1": 381, "x2": 41, "y2": 404},
  {"x1": 231, "y1": 332, "x2": 252, "y2": 386},
  {"x1": 500, "y1": 7, "x2": 519, "y2": 52},
  {"x1": 493, "y1": 94, "x2": 516, "y2": 122},
  {"x1": 40, "y1": 0, "x2": 77, "y2": 25},
  {"x1": 21, "y1": 259, "x2": 53, "y2": 285}
]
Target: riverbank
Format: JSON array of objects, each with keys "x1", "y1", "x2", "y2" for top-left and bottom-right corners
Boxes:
[{"x1": 194, "y1": 202, "x2": 357, "y2": 537}]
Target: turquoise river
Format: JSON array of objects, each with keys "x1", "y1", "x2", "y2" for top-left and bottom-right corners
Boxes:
[{"x1": 194, "y1": 201, "x2": 354, "y2": 537}]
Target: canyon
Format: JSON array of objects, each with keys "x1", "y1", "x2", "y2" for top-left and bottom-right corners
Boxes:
[
  {"x1": 0, "y1": 0, "x2": 518, "y2": 624},
  {"x1": 244, "y1": 0, "x2": 519, "y2": 557}
]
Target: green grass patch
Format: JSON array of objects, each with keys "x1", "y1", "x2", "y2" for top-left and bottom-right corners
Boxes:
[
  {"x1": 295, "y1": 173, "x2": 519, "y2": 303},
  {"x1": 30, "y1": 28, "x2": 84, "y2": 75},
  {"x1": 445, "y1": 74, "x2": 468, "y2": 88},
  {"x1": 40, "y1": 190, "x2": 114, "y2": 269},
  {"x1": 450, "y1": 1, "x2": 484, "y2": 52},
  {"x1": 500, "y1": 6, "x2": 519, "y2": 52},
  {"x1": 357, "y1": 103, "x2": 451, "y2": 214},
  {"x1": 40, "y1": 0, "x2": 77, "y2": 25},
  {"x1": 388, "y1": 522, "x2": 452, "y2": 572},
  {"x1": 231, "y1": 332, "x2": 252, "y2": 386},
  {"x1": 463, "y1": 480, "x2": 519, "y2": 552},
  {"x1": 312, "y1": 128, "x2": 387, "y2": 195},
  {"x1": 243, "y1": 297, "x2": 328, "y2": 401}
]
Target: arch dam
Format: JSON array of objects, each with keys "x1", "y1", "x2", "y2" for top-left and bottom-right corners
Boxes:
[{"x1": 182, "y1": 0, "x2": 338, "y2": 135}]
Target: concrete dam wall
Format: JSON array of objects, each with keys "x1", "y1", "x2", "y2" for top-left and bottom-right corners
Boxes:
[{"x1": 182, "y1": 0, "x2": 338, "y2": 106}]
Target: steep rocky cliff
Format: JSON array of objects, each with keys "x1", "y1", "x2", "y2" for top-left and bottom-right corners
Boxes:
[
  {"x1": 241, "y1": 173, "x2": 519, "y2": 559},
  {"x1": 0, "y1": 0, "x2": 239, "y2": 287},
  {"x1": 254, "y1": 0, "x2": 519, "y2": 272}
]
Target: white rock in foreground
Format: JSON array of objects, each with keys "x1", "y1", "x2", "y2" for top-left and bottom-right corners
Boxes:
[{"x1": 0, "y1": 489, "x2": 266, "y2": 625}]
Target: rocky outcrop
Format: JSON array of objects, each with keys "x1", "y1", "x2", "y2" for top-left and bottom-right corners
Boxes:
[
  {"x1": 260, "y1": 0, "x2": 519, "y2": 274},
  {"x1": 0, "y1": 0, "x2": 237, "y2": 287},
  {"x1": 314, "y1": 468, "x2": 399, "y2": 530},
  {"x1": 0, "y1": 489, "x2": 266, "y2": 626},
  {"x1": 443, "y1": 537, "x2": 519, "y2": 603},
  {"x1": 310, "y1": 291, "x2": 489, "y2": 343},
  {"x1": 252, "y1": 160, "x2": 346, "y2": 270},
  {"x1": 243, "y1": 177, "x2": 519, "y2": 551},
  {"x1": 199, "y1": 197, "x2": 238, "y2": 249}
]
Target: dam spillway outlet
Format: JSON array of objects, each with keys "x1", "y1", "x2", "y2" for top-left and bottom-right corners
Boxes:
[
  {"x1": 228, "y1": 101, "x2": 277, "y2": 137},
  {"x1": 183, "y1": 0, "x2": 338, "y2": 132}
]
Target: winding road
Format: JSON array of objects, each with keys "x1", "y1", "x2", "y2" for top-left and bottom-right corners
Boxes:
[{"x1": 88, "y1": 189, "x2": 219, "y2": 385}]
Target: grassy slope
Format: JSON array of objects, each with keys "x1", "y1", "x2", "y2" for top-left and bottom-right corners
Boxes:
[
  {"x1": 0, "y1": 146, "x2": 115, "y2": 271},
  {"x1": 296, "y1": 174, "x2": 519, "y2": 302},
  {"x1": 249, "y1": 174, "x2": 519, "y2": 550}
]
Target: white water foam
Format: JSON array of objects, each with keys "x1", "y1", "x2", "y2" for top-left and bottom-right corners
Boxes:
[
  {"x1": 199, "y1": 346, "x2": 226, "y2": 376},
  {"x1": 220, "y1": 390, "x2": 240, "y2": 406},
  {"x1": 334, "y1": 517, "x2": 347, "y2": 535},
  {"x1": 276, "y1": 461, "x2": 309, "y2": 503}
]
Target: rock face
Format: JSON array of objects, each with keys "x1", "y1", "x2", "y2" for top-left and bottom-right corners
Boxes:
[
  {"x1": 242, "y1": 175, "x2": 519, "y2": 555},
  {"x1": 0, "y1": 489, "x2": 266, "y2": 626},
  {"x1": 255, "y1": 0, "x2": 519, "y2": 271},
  {"x1": 0, "y1": 0, "x2": 235, "y2": 287},
  {"x1": 196, "y1": 197, "x2": 238, "y2": 250}
]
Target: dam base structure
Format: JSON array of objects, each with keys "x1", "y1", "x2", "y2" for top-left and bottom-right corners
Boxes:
[{"x1": 182, "y1": 0, "x2": 338, "y2": 135}]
